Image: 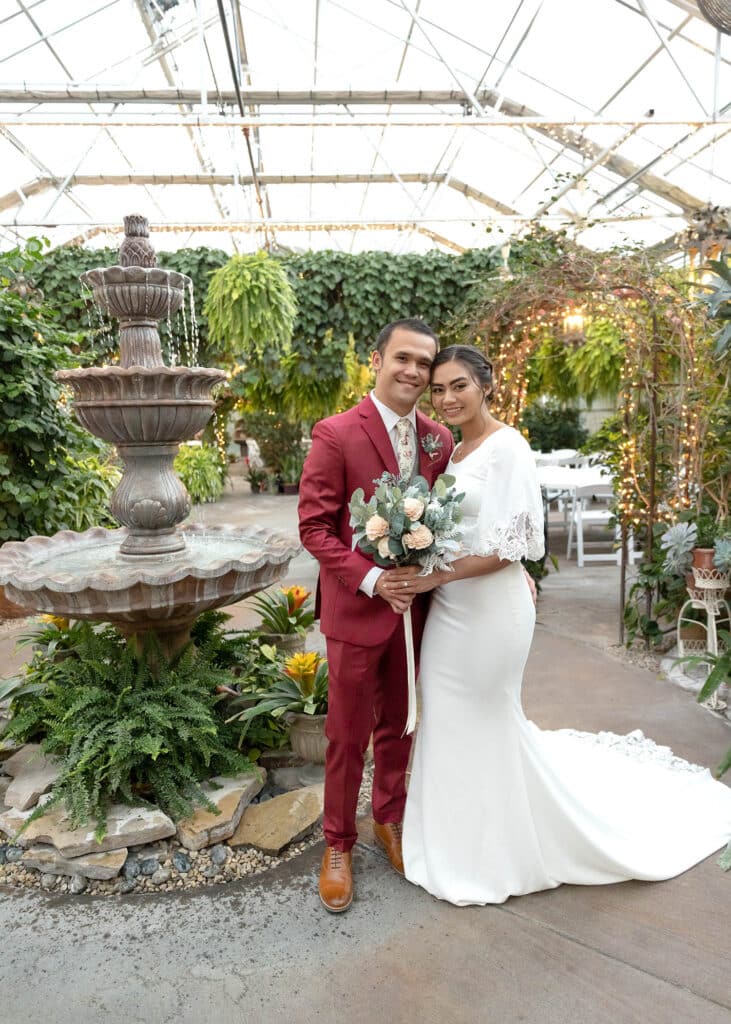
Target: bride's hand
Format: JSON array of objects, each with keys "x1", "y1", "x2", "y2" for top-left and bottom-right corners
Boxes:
[{"x1": 383, "y1": 565, "x2": 443, "y2": 596}]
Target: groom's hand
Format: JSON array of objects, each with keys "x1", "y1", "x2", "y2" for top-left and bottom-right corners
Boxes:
[{"x1": 375, "y1": 571, "x2": 415, "y2": 614}]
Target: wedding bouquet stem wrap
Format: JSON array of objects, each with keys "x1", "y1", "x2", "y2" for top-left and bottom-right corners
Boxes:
[
  {"x1": 349, "y1": 471, "x2": 465, "y2": 737},
  {"x1": 403, "y1": 603, "x2": 417, "y2": 736}
]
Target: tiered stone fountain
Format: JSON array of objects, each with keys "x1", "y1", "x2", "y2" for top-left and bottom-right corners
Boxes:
[{"x1": 0, "y1": 216, "x2": 299, "y2": 657}]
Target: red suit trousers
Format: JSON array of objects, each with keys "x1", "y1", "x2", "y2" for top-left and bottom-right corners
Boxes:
[{"x1": 324, "y1": 619, "x2": 414, "y2": 852}]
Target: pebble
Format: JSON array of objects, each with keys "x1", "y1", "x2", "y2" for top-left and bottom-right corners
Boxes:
[
  {"x1": 139, "y1": 857, "x2": 160, "y2": 876},
  {"x1": 172, "y1": 851, "x2": 191, "y2": 873},
  {"x1": 209, "y1": 844, "x2": 229, "y2": 867},
  {"x1": 6, "y1": 845, "x2": 23, "y2": 863},
  {"x1": 40, "y1": 872, "x2": 57, "y2": 890},
  {"x1": 201, "y1": 864, "x2": 220, "y2": 879},
  {"x1": 116, "y1": 878, "x2": 136, "y2": 895},
  {"x1": 151, "y1": 867, "x2": 171, "y2": 885},
  {"x1": 69, "y1": 874, "x2": 87, "y2": 895}
]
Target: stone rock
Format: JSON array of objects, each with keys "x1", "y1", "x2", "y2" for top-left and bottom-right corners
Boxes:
[
  {"x1": 176, "y1": 769, "x2": 265, "y2": 851},
  {"x1": 122, "y1": 857, "x2": 140, "y2": 880},
  {"x1": 116, "y1": 878, "x2": 136, "y2": 895},
  {"x1": 0, "y1": 843, "x2": 6, "y2": 864},
  {"x1": 271, "y1": 766, "x2": 312, "y2": 791},
  {"x1": 0, "y1": 739, "x2": 21, "y2": 763},
  {"x1": 6, "y1": 844, "x2": 23, "y2": 862},
  {"x1": 230, "y1": 784, "x2": 324, "y2": 855},
  {"x1": 172, "y1": 850, "x2": 191, "y2": 873},
  {"x1": 209, "y1": 844, "x2": 229, "y2": 866},
  {"x1": 0, "y1": 776, "x2": 10, "y2": 804},
  {"x1": 0, "y1": 802, "x2": 175, "y2": 858},
  {"x1": 21, "y1": 843, "x2": 127, "y2": 881},
  {"x1": 2, "y1": 744, "x2": 43, "y2": 777},
  {"x1": 4, "y1": 750, "x2": 60, "y2": 811},
  {"x1": 201, "y1": 863, "x2": 219, "y2": 879},
  {"x1": 69, "y1": 875, "x2": 88, "y2": 895},
  {"x1": 40, "y1": 872, "x2": 57, "y2": 890},
  {"x1": 139, "y1": 857, "x2": 159, "y2": 876},
  {"x1": 150, "y1": 867, "x2": 171, "y2": 885}
]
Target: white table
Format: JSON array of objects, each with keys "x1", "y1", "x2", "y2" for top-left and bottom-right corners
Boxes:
[{"x1": 536, "y1": 465, "x2": 613, "y2": 558}]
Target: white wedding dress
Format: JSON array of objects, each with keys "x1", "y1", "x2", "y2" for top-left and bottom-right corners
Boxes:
[{"x1": 403, "y1": 426, "x2": 731, "y2": 906}]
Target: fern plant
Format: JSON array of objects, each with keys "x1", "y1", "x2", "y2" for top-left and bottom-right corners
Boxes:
[
  {"x1": 204, "y1": 251, "x2": 297, "y2": 362},
  {"x1": 4, "y1": 624, "x2": 251, "y2": 838}
]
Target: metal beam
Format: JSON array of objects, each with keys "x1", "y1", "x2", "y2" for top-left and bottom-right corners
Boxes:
[{"x1": 0, "y1": 172, "x2": 521, "y2": 216}]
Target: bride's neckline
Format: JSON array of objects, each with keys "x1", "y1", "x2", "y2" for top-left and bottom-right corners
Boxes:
[{"x1": 451, "y1": 424, "x2": 510, "y2": 464}]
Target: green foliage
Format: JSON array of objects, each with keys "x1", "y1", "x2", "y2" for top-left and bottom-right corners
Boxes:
[
  {"x1": 520, "y1": 400, "x2": 588, "y2": 452},
  {"x1": 713, "y1": 537, "x2": 731, "y2": 573},
  {"x1": 674, "y1": 631, "x2": 731, "y2": 780},
  {"x1": 4, "y1": 623, "x2": 250, "y2": 836},
  {"x1": 226, "y1": 652, "x2": 329, "y2": 738},
  {"x1": 659, "y1": 522, "x2": 697, "y2": 575},
  {"x1": 565, "y1": 320, "x2": 624, "y2": 403},
  {"x1": 249, "y1": 586, "x2": 315, "y2": 636},
  {"x1": 174, "y1": 443, "x2": 224, "y2": 504},
  {"x1": 579, "y1": 413, "x2": 624, "y2": 477},
  {"x1": 0, "y1": 243, "x2": 120, "y2": 541},
  {"x1": 697, "y1": 258, "x2": 731, "y2": 358},
  {"x1": 204, "y1": 251, "x2": 297, "y2": 362},
  {"x1": 232, "y1": 407, "x2": 303, "y2": 475},
  {"x1": 623, "y1": 522, "x2": 689, "y2": 647}
]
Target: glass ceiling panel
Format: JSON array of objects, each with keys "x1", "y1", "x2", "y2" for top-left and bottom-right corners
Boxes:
[{"x1": 0, "y1": 0, "x2": 727, "y2": 256}]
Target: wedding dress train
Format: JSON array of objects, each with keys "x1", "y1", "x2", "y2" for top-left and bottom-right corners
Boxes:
[{"x1": 402, "y1": 427, "x2": 731, "y2": 906}]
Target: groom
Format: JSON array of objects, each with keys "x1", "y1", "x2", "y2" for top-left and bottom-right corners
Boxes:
[{"x1": 298, "y1": 318, "x2": 454, "y2": 912}]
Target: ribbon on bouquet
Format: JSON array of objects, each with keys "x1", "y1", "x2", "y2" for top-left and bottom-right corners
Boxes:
[{"x1": 402, "y1": 605, "x2": 417, "y2": 736}]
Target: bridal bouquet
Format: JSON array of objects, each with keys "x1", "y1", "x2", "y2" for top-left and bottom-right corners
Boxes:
[
  {"x1": 349, "y1": 472, "x2": 464, "y2": 736},
  {"x1": 349, "y1": 472, "x2": 464, "y2": 574}
]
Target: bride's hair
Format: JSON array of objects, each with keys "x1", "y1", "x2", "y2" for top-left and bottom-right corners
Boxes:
[{"x1": 431, "y1": 345, "x2": 494, "y2": 402}]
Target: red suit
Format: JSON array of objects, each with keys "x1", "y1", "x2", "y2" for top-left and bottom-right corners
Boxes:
[{"x1": 298, "y1": 394, "x2": 453, "y2": 851}]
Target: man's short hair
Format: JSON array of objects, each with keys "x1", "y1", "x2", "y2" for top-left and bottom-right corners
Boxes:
[{"x1": 374, "y1": 318, "x2": 439, "y2": 356}]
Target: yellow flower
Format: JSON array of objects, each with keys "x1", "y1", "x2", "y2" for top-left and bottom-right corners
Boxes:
[
  {"x1": 284, "y1": 651, "x2": 323, "y2": 693},
  {"x1": 402, "y1": 524, "x2": 434, "y2": 550},
  {"x1": 40, "y1": 614, "x2": 69, "y2": 630},
  {"x1": 365, "y1": 514, "x2": 389, "y2": 541}
]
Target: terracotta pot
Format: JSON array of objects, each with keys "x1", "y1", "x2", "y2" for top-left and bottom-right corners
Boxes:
[
  {"x1": 288, "y1": 712, "x2": 328, "y2": 764},
  {"x1": 281, "y1": 482, "x2": 299, "y2": 495},
  {"x1": 692, "y1": 547, "x2": 716, "y2": 571},
  {"x1": 257, "y1": 632, "x2": 306, "y2": 655}
]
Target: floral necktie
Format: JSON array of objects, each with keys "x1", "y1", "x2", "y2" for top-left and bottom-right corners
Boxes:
[{"x1": 396, "y1": 417, "x2": 415, "y2": 481}]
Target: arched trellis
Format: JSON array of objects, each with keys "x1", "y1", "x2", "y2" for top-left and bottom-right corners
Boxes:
[{"x1": 459, "y1": 245, "x2": 729, "y2": 640}]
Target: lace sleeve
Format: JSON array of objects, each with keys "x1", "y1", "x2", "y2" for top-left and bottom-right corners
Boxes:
[{"x1": 464, "y1": 431, "x2": 545, "y2": 562}]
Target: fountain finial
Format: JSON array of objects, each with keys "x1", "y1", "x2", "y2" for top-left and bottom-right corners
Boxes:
[{"x1": 120, "y1": 214, "x2": 157, "y2": 268}]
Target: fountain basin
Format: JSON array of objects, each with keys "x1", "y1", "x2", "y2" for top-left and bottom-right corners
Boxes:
[
  {"x1": 56, "y1": 366, "x2": 226, "y2": 444},
  {"x1": 81, "y1": 266, "x2": 191, "y2": 321},
  {"x1": 0, "y1": 524, "x2": 301, "y2": 630}
]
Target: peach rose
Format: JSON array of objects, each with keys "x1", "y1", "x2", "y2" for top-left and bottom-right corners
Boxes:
[
  {"x1": 377, "y1": 536, "x2": 393, "y2": 559},
  {"x1": 365, "y1": 514, "x2": 389, "y2": 541},
  {"x1": 402, "y1": 524, "x2": 434, "y2": 550},
  {"x1": 403, "y1": 497, "x2": 425, "y2": 521}
]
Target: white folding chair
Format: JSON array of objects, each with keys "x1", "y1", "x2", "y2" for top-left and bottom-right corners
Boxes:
[{"x1": 567, "y1": 483, "x2": 641, "y2": 567}]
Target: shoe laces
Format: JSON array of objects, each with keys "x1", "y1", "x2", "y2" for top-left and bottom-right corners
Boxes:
[{"x1": 329, "y1": 848, "x2": 344, "y2": 867}]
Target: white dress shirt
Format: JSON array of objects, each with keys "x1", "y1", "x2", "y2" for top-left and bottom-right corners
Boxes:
[{"x1": 358, "y1": 392, "x2": 418, "y2": 598}]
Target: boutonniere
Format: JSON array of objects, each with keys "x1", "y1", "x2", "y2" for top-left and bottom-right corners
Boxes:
[{"x1": 420, "y1": 432, "x2": 443, "y2": 462}]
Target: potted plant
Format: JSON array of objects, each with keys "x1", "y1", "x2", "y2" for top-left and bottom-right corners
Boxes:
[
  {"x1": 279, "y1": 450, "x2": 306, "y2": 495},
  {"x1": 250, "y1": 585, "x2": 314, "y2": 655},
  {"x1": 246, "y1": 465, "x2": 268, "y2": 495},
  {"x1": 691, "y1": 515, "x2": 731, "y2": 587},
  {"x1": 226, "y1": 650, "x2": 329, "y2": 765}
]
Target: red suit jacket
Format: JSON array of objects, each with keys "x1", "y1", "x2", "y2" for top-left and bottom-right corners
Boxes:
[{"x1": 298, "y1": 394, "x2": 454, "y2": 647}]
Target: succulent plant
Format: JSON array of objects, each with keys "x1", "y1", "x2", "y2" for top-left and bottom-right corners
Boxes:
[
  {"x1": 713, "y1": 537, "x2": 731, "y2": 574},
  {"x1": 660, "y1": 521, "x2": 698, "y2": 576}
]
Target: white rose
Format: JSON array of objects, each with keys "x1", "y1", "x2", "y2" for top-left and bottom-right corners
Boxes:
[
  {"x1": 403, "y1": 497, "x2": 425, "y2": 521},
  {"x1": 402, "y1": 524, "x2": 434, "y2": 550},
  {"x1": 365, "y1": 514, "x2": 389, "y2": 541},
  {"x1": 377, "y1": 536, "x2": 392, "y2": 559}
]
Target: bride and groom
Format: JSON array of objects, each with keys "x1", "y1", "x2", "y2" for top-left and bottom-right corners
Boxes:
[{"x1": 298, "y1": 318, "x2": 731, "y2": 912}]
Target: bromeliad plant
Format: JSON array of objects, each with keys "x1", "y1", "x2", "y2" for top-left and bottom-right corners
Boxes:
[
  {"x1": 226, "y1": 651, "x2": 329, "y2": 738},
  {"x1": 250, "y1": 585, "x2": 315, "y2": 636}
]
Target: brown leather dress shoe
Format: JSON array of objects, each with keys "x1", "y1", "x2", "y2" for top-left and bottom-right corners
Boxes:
[
  {"x1": 372, "y1": 820, "x2": 404, "y2": 875},
  {"x1": 319, "y1": 847, "x2": 353, "y2": 912}
]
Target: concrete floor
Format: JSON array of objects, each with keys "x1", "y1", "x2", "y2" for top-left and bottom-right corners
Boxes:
[{"x1": 1, "y1": 476, "x2": 730, "y2": 1023}]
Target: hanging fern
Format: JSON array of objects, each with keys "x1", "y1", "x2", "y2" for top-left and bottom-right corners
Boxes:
[{"x1": 204, "y1": 251, "x2": 297, "y2": 361}]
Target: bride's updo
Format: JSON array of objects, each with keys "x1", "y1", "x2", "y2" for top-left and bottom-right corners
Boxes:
[{"x1": 431, "y1": 345, "x2": 495, "y2": 402}]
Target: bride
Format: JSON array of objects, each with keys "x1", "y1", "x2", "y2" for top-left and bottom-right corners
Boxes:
[{"x1": 391, "y1": 344, "x2": 731, "y2": 907}]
